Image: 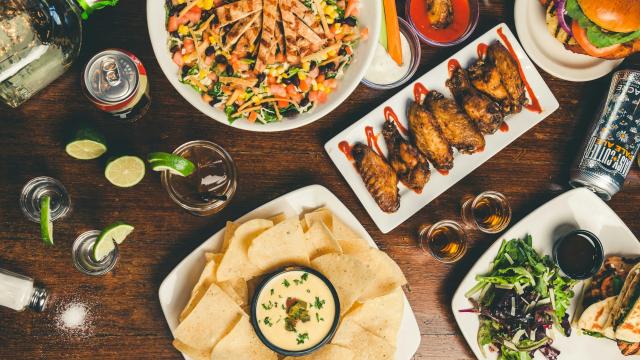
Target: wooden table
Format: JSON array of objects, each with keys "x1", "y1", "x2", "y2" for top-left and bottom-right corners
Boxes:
[{"x1": 1, "y1": 1, "x2": 639, "y2": 359}]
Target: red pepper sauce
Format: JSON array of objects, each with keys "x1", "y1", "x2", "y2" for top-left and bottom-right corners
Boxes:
[
  {"x1": 414, "y1": 82, "x2": 429, "y2": 104},
  {"x1": 496, "y1": 27, "x2": 542, "y2": 113},
  {"x1": 499, "y1": 122, "x2": 509, "y2": 132},
  {"x1": 437, "y1": 169, "x2": 449, "y2": 176},
  {"x1": 365, "y1": 126, "x2": 385, "y2": 158},
  {"x1": 338, "y1": 141, "x2": 353, "y2": 160},
  {"x1": 448, "y1": 59, "x2": 461, "y2": 77},
  {"x1": 409, "y1": 0, "x2": 471, "y2": 43},
  {"x1": 384, "y1": 106, "x2": 408, "y2": 136},
  {"x1": 477, "y1": 43, "x2": 488, "y2": 59}
]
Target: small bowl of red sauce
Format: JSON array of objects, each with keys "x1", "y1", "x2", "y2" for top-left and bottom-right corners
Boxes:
[{"x1": 406, "y1": 0, "x2": 479, "y2": 47}]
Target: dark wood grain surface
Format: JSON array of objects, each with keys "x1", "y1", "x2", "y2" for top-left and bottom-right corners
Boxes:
[{"x1": 1, "y1": 1, "x2": 639, "y2": 359}]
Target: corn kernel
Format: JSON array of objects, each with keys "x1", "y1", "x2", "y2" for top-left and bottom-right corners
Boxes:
[
  {"x1": 318, "y1": 84, "x2": 326, "y2": 92},
  {"x1": 298, "y1": 72, "x2": 307, "y2": 81},
  {"x1": 321, "y1": 54, "x2": 328, "y2": 60},
  {"x1": 312, "y1": 82, "x2": 318, "y2": 91},
  {"x1": 203, "y1": 0, "x2": 214, "y2": 10},
  {"x1": 328, "y1": 50, "x2": 337, "y2": 57},
  {"x1": 199, "y1": 70, "x2": 207, "y2": 79},
  {"x1": 327, "y1": 17, "x2": 335, "y2": 25},
  {"x1": 177, "y1": 0, "x2": 186, "y2": 4},
  {"x1": 208, "y1": 35, "x2": 216, "y2": 44},
  {"x1": 269, "y1": 69, "x2": 277, "y2": 77},
  {"x1": 302, "y1": 62, "x2": 310, "y2": 71},
  {"x1": 178, "y1": 24, "x2": 189, "y2": 35},
  {"x1": 324, "y1": 87, "x2": 332, "y2": 94}
]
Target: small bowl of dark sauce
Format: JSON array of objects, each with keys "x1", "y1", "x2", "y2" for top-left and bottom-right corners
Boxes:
[{"x1": 553, "y1": 230, "x2": 604, "y2": 280}]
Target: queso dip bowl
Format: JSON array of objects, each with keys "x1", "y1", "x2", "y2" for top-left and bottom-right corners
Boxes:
[{"x1": 250, "y1": 266, "x2": 340, "y2": 356}]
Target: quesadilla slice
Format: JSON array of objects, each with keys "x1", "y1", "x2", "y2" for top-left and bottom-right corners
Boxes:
[
  {"x1": 215, "y1": 0, "x2": 263, "y2": 27},
  {"x1": 578, "y1": 296, "x2": 616, "y2": 336},
  {"x1": 604, "y1": 264, "x2": 640, "y2": 339}
]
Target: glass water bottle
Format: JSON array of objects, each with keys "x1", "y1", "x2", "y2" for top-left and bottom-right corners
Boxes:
[
  {"x1": 0, "y1": 268, "x2": 49, "y2": 312},
  {"x1": 0, "y1": 0, "x2": 118, "y2": 108}
]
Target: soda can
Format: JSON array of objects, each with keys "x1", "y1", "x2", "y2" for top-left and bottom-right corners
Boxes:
[
  {"x1": 82, "y1": 49, "x2": 151, "y2": 122},
  {"x1": 570, "y1": 69, "x2": 640, "y2": 200}
]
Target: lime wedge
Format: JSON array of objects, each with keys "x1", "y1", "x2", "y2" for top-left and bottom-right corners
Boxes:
[
  {"x1": 66, "y1": 128, "x2": 107, "y2": 160},
  {"x1": 104, "y1": 156, "x2": 145, "y2": 187},
  {"x1": 40, "y1": 196, "x2": 53, "y2": 246},
  {"x1": 92, "y1": 221, "x2": 134, "y2": 262},
  {"x1": 147, "y1": 152, "x2": 196, "y2": 177}
]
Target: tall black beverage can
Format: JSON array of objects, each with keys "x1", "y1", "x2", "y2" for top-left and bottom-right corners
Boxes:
[{"x1": 570, "y1": 69, "x2": 640, "y2": 200}]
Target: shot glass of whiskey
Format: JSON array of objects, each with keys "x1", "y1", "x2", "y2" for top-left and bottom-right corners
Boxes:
[
  {"x1": 418, "y1": 220, "x2": 468, "y2": 263},
  {"x1": 461, "y1": 191, "x2": 512, "y2": 234}
]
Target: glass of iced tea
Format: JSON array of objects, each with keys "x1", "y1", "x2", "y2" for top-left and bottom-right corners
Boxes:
[
  {"x1": 461, "y1": 191, "x2": 511, "y2": 234},
  {"x1": 161, "y1": 140, "x2": 237, "y2": 216},
  {"x1": 418, "y1": 220, "x2": 468, "y2": 263}
]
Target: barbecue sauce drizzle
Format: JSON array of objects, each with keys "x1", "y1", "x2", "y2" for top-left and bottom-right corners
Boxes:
[{"x1": 384, "y1": 106, "x2": 408, "y2": 135}]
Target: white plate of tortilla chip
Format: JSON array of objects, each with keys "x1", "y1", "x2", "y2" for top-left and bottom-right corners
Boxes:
[
  {"x1": 159, "y1": 184, "x2": 421, "y2": 359},
  {"x1": 452, "y1": 188, "x2": 640, "y2": 359}
]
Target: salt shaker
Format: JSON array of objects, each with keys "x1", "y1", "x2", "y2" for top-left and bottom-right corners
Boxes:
[{"x1": 0, "y1": 268, "x2": 48, "y2": 312}]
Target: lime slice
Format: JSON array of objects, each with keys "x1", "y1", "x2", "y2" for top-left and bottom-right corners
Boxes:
[
  {"x1": 66, "y1": 128, "x2": 107, "y2": 160},
  {"x1": 104, "y1": 156, "x2": 145, "y2": 187},
  {"x1": 92, "y1": 221, "x2": 134, "y2": 262},
  {"x1": 147, "y1": 152, "x2": 196, "y2": 177},
  {"x1": 40, "y1": 196, "x2": 53, "y2": 246}
]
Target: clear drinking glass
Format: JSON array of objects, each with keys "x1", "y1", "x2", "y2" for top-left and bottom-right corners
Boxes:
[
  {"x1": 418, "y1": 220, "x2": 468, "y2": 263},
  {"x1": 72, "y1": 230, "x2": 119, "y2": 276},
  {"x1": 161, "y1": 140, "x2": 238, "y2": 216},
  {"x1": 19, "y1": 176, "x2": 71, "y2": 222},
  {"x1": 461, "y1": 191, "x2": 512, "y2": 234}
]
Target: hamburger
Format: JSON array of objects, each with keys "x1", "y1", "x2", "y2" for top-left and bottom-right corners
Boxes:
[{"x1": 541, "y1": 0, "x2": 640, "y2": 59}]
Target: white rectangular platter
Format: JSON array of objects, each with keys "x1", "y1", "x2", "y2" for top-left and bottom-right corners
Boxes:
[
  {"x1": 325, "y1": 23, "x2": 559, "y2": 234},
  {"x1": 158, "y1": 184, "x2": 421, "y2": 360},
  {"x1": 452, "y1": 187, "x2": 640, "y2": 359}
]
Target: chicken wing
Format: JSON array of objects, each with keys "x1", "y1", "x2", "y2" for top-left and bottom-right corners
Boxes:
[
  {"x1": 468, "y1": 58, "x2": 511, "y2": 111},
  {"x1": 488, "y1": 42, "x2": 526, "y2": 113},
  {"x1": 427, "y1": 0, "x2": 453, "y2": 29},
  {"x1": 382, "y1": 119, "x2": 430, "y2": 193},
  {"x1": 447, "y1": 67, "x2": 503, "y2": 134},
  {"x1": 424, "y1": 91, "x2": 485, "y2": 154},
  {"x1": 351, "y1": 143, "x2": 400, "y2": 213},
  {"x1": 408, "y1": 102, "x2": 454, "y2": 171}
]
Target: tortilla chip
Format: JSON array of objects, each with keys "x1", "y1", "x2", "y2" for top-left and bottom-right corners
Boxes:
[
  {"x1": 222, "y1": 221, "x2": 239, "y2": 252},
  {"x1": 331, "y1": 215, "x2": 360, "y2": 240},
  {"x1": 247, "y1": 217, "x2": 309, "y2": 271},
  {"x1": 172, "y1": 339, "x2": 209, "y2": 360},
  {"x1": 269, "y1": 212, "x2": 287, "y2": 224},
  {"x1": 179, "y1": 258, "x2": 217, "y2": 321},
  {"x1": 331, "y1": 318, "x2": 395, "y2": 360},
  {"x1": 311, "y1": 253, "x2": 374, "y2": 315},
  {"x1": 343, "y1": 288, "x2": 404, "y2": 345},
  {"x1": 209, "y1": 316, "x2": 277, "y2": 360},
  {"x1": 350, "y1": 248, "x2": 407, "y2": 300},
  {"x1": 174, "y1": 283, "x2": 244, "y2": 354},
  {"x1": 304, "y1": 220, "x2": 343, "y2": 259},
  {"x1": 217, "y1": 219, "x2": 273, "y2": 282},
  {"x1": 304, "y1": 207, "x2": 333, "y2": 229},
  {"x1": 283, "y1": 344, "x2": 354, "y2": 360}
]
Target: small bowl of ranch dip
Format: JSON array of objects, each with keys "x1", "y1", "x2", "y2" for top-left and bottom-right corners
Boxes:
[{"x1": 362, "y1": 18, "x2": 421, "y2": 90}]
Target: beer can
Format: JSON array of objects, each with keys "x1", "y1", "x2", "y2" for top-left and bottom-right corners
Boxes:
[
  {"x1": 570, "y1": 69, "x2": 640, "y2": 200},
  {"x1": 82, "y1": 49, "x2": 151, "y2": 122}
]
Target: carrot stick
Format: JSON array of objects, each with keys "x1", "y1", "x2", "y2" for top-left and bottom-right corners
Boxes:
[{"x1": 382, "y1": 0, "x2": 402, "y2": 65}]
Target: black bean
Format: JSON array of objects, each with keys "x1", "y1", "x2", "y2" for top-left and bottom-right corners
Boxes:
[
  {"x1": 309, "y1": 61, "x2": 317, "y2": 71},
  {"x1": 223, "y1": 24, "x2": 232, "y2": 32},
  {"x1": 300, "y1": 96, "x2": 310, "y2": 107},
  {"x1": 257, "y1": 73, "x2": 266, "y2": 84},
  {"x1": 215, "y1": 54, "x2": 228, "y2": 64},
  {"x1": 225, "y1": 64, "x2": 234, "y2": 75},
  {"x1": 170, "y1": 3, "x2": 186, "y2": 15},
  {"x1": 205, "y1": 46, "x2": 216, "y2": 56},
  {"x1": 170, "y1": 31, "x2": 180, "y2": 38},
  {"x1": 291, "y1": 76, "x2": 300, "y2": 87},
  {"x1": 338, "y1": 46, "x2": 347, "y2": 56},
  {"x1": 343, "y1": 17, "x2": 357, "y2": 27},
  {"x1": 181, "y1": 66, "x2": 190, "y2": 78},
  {"x1": 212, "y1": 15, "x2": 219, "y2": 25},
  {"x1": 170, "y1": 45, "x2": 180, "y2": 53},
  {"x1": 209, "y1": 98, "x2": 218, "y2": 107},
  {"x1": 325, "y1": 62, "x2": 336, "y2": 71},
  {"x1": 282, "y1": 76, "x2": 293, "y2": 85}
]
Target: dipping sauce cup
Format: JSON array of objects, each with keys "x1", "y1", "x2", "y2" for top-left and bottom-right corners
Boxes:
[
  {"x1": 406, "y1": 0, "x2": 479, "y2": 47},
  {"x1": 553, "y1": 230, "x2": 604, "y2": 280}
]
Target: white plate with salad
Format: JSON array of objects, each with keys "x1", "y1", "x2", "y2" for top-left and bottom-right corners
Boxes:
[
  {"x1": 147, "y1": 0, "x2": 380, "y2": 132},
  {"x1": 451, "y1": 187, "x2": 640, "y2": 360}
]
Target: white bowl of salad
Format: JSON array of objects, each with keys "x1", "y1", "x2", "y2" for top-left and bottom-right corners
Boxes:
[{"x1": 147, "y1": 0, "x2": 380, "y2": 132}]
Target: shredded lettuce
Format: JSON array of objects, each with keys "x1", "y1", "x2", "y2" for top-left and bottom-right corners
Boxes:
[{"x1": 566, "y1": 0, "x2": 640, "y2": 48}]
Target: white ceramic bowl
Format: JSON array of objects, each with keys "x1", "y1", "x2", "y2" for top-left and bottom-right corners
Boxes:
[{"x1": 146, "y1": 0, "x2": 381, "y2": 132}]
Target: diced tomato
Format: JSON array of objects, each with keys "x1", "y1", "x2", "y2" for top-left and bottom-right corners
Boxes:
[
  {"x1": 308, "y1": 67, "x2": 319, "y2": 79},
  {"x1": 345, "y1": 0, "x2": 358, "y2": 18},
  {"x1": 173, "y1": 51, "x2": 184, "y2": 66},
  {"x1": 360, "y1": 27, "x2": 369, "y2": 40},
  {"x1": 325, "y1": 79, "x2": 338, "y2": 89},
  {"x1": 268, "y1": 75, "x2": 278, "y2": 85},
  {"x1": 185, "y1": 6, "x2": 202, "y2": 24},
  {"x1": 337, "y1": 0, "x2": 346, "y2": 8},
  {"x1": 299, "y1": 78, "x2": 311, "y2": 92},
  {"x1": 208, "y1": 72, "x2": 218, "y2": 81},
  {"x1": 309, "y1": 91, "x2": 319, "y2": 103},
  {"x1": 277, "y1": 100, "x2": 289, "y2": 108},
  {"x1": 275, "y1": 53, "x2": 286, "y2": 63},
  {"x1": 183, "y1": 38, "x2": 195, "y2": 54},
  {"x1": 289, "y1": 92, "x2": 304, "y2": 103},
  {"x1": 247, "y1": 111, "x2": 258, "y2": 123},
  {"x1": 204, "y1": 55, "x2": 214, "y2": 66},
  {"x1": 202, "y1": 94, "x2": 213, "y2": 103},
  {"x1": 317, "y1": 91, "x2": 328, "y2": 103},
  {"x1": 286, "y1": 84, "x2": 298, "y2": 97},
  {"x1": 571, "y1": 21, "x2": 621, "y2": 58},
  {"x1": 335, "y1": 33, "x2": 345, "y2": 41},
  {"x1": 269, "y1": 84, "x2": 288, "y2": 98},
  {"x1": 316, "y1": 75, "x2": 325, "y2": 83},
  {"x1": 345, "y1": 46, "x2": 353, "y2": 55},
  {"x1": 168, "y1": 16, "x2": 180, "y2": 32}
]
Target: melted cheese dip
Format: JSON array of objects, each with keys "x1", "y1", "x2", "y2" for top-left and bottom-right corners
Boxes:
[{"x1": 255, "y1": 270, "x2": 336, "y2": 351}]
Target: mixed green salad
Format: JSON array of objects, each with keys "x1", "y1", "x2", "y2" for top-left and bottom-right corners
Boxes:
[{"x1": 462, "y1": 236, "x2": 577, "y2": 360}]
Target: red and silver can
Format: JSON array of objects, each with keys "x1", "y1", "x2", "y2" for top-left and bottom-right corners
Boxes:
[{"x1": 82, "y1": 49, "x2": 151, "y2": 122}]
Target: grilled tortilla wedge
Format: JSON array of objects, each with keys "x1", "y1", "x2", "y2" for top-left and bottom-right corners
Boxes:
[
  {"x1": 604, "y1": 264, "x2": 640, "y2": 340},
  {"x1": 579, "y1": 296, "x2": 617, "y2": 336}
]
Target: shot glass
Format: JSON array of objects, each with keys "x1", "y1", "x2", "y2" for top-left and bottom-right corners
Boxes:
[
  {"x1": 418, "y1": 220, "x2": 468, "y2": 263},
  {"x1": 461, "y1": 191, "x2": 511, "y2": 234}
]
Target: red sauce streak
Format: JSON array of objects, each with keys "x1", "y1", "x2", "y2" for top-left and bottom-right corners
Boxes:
[
  {"x1": 448, "y1": 59, "x2": 461, "y2": 77},
  {"x1": 384, "y1": 106, "x2": 408, "y2": 135},
  {"x1": 499, "y1": 122, "x2": 509, "y2": 132},
  {"x1": 477, "y1": 145, "x2": 485, "y2": 153},
  {"x1": 338, "y1": 141, "x2": 353, "y2": 160},
  {"x1": 496, "y1": 27, "x2": 542, "y2": 113},
  {"x1": 437, "y1": 169, "x2": 450, "y2": 176},
  {"x1": 365, "y1": 126, "x2": 384, "y2": 158},
  {"x1": 477, "y1": 43, "x2": 488, "y2": 59},
  {"x1": 409, "y1": 0, "x2": 471, "y2": 43},
  {"x1": 414, "y1": 82, "x2": 430, "y2": 104}
]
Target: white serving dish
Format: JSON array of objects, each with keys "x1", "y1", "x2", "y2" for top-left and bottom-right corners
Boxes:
[
  {"x1": 146, "y1": 0, "x2": 381, "y2": 132},
  {"x1": 514, "y1": 0, "x2": 622, "y2": 82},
  {"x1": 158, "y1": 184, "x2": 421, "y2": 359},
  {"x1": 325, "y1": 24, "x2": 559, "y2": 234},
  {"x1": 452, "y1": 187, "x2": 640, "y2": 359}
]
